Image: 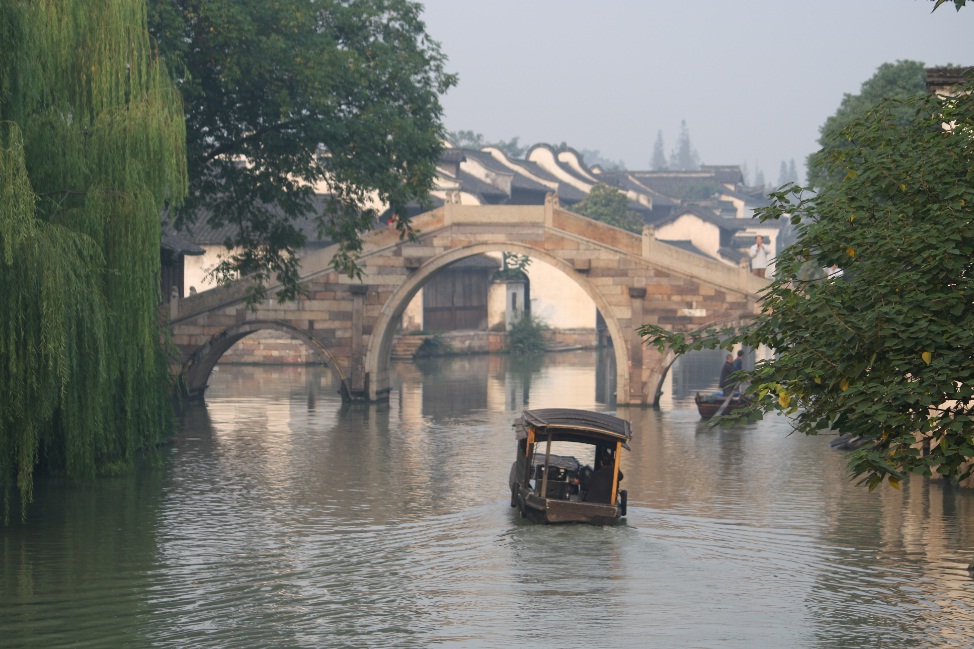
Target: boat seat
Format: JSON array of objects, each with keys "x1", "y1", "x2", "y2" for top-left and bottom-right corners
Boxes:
[{"x1": 583, "y1": 467, "x2": 614, "y2": 504}]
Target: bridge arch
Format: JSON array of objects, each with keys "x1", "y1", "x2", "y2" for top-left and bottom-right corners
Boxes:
[
  {"x1": 180, "y1": 320, "x2": 350, "y2": 400},
  {"x1": 364, "y1": 241, "x2": 632, "y2": 402},
  {"x1": 170, "y1": 205, "x2": 765, "y2": 406},
  {"x1": 643, "y1": 316, "x2": 758, "y2": 404}
]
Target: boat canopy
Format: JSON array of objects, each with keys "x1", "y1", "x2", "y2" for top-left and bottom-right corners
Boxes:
[{"x1": 514, "y1": 408, "x2": 632, "y2": 448}]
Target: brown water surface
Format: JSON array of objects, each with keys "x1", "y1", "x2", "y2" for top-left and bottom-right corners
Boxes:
[{"x1": 2, "y1": 350, "x2": 972, "y2": 648}]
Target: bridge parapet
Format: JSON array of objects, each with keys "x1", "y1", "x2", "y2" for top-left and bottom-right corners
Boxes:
[{"x1": 168, "y1": 205, "x2": 767, "y2": 405}]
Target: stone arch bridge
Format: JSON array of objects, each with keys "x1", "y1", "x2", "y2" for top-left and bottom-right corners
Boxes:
[{"x1": 168, "y1": 199, "x2": 767, "y2": 406}]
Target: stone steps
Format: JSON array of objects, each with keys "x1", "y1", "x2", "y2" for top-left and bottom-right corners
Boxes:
[{"x1": 390, "y1": 335, "x2": 428, "y2": 359}]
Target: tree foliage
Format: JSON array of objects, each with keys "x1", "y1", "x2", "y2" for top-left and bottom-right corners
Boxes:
[
  {"x1": 447, "y1": 130, "x2": 526, "y2": 158},
  {"x1": 571, "y1": 184, "x2": 643, "y2": 233},
  {"x1": 148, "y1": 0, "x2": 456, "y2": 302},
  {"x1": 0, "y1": 0, "x2": 188, "y2": 520},
  {"x1": 577, "y1": 148, "x2": 626, "y2": 171},
  {"x1": 495, "y1": 252, "x2": 531, "y2": 280},
  {"x1": 931, "y1": 0, "x2": 967, "y2": 10},
  {"x1": 506, "y1": 315, "x2": 549, "y2": 355},
  {"x1": 641, "y1": 76, "x2": 974, "y2": 489},
  {"x1": 806, "y1": 60, "x2": 927, "y2": 189},
  {"x1": 778, "y1": 159, "x2": 800, "y2": 186},
  {"x1": 650, "y1": 130, "x2": 667, "y2": 170},
  {"x1": 669, "y1": 119, "x2": 700, "y2": 171},
  {"x1": 447, "y1": 129, "x2": 485, "y2": 150}
]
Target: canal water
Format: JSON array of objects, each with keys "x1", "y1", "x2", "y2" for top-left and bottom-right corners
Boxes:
[{"x1": 3, "y1": 350, "x2": 973, "y2": 648}]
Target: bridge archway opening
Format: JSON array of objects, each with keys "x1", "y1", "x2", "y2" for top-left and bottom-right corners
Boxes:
[
  {"x1": 180, "y1": 320, "x2": 350, "y2": 401},
  {"x1": 365, "y1": 242, "x2": 632, "y2": 403},
  {"x1": 646, "y1": 317, "x2": 758, "y2": 409}
]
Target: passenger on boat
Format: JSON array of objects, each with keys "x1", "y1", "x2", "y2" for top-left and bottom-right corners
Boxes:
[
  {"x1": 584, "y1": 454, "x2": 622, "y2": 504},
  {"x1": 573, "y1": 465, "x2": 592, "y2": 495}
]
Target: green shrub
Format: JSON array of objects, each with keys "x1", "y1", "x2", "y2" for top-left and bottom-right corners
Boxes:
[
  {"x1": 415, "y1": 333, "x2": 453, "y2": 358},
  {"x1": 506, "y1": 315, "x2": 549, "y2": 355}
]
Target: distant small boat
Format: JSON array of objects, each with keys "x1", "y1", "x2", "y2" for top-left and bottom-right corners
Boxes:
[
  {"x1": 695, "y1": 392, "x2": 749, "y2": 420},
  {"x1": 829, "y1": 433, "x2": 868, "y2": 451}
]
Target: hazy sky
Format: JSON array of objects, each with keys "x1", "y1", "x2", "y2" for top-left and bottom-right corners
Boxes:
[{"x1": 419, "y1": 0, "x2": 974, "y2": 183}]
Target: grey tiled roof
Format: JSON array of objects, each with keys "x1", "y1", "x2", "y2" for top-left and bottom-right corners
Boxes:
[
  {"x1": 627, "y1": 171, "x2": 720, "y2": 198},
  {"x1": 178, "y1": 194, "x2": 337, "y2": 246},
  {"x1": 490, "y1": 155, "x2": 588, "y2": 202},
  {"x1": 161, "y1": 225, "x2": 205, "y2": 255},
  {"x1": 463, "y1": 150, "x2": 549, "y2": 192},
  {"x1": 647, "y1": 203, "x2": 749, "y2": 232},
  {"x1": 700, "y1": 165, "x2": 745, "y2": 185},
  {"x1": 720, "y1": 187, "x2": 773, "y2": 208},
  {"x1": 718, "y1": 246, "x2": 747, "y2": 264},
  {"x1": 659, "y1": 239, "x2": 708, "y2": 257},
  {"x1": 456, "y1": 170, "x2": 509, "y2": 201},
  {"x1": 589, "y1": 170, "x2": 679, "y2": 209}
]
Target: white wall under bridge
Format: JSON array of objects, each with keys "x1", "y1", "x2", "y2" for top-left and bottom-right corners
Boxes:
[
  {"x1": 168, "y1": 200, "x2": 766, "y2": 405},
  {"x1": 363, "y1": 239, "x2": 632, "y2": 402}
]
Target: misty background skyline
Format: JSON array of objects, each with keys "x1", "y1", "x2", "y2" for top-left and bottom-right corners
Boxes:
[{"x1": 419, "y1": 0, "x2": 974, "y2": 183}]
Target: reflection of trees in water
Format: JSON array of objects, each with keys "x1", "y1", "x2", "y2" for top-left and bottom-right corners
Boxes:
[
  {"x1": 3, "y1": 455, "x2": 167, "y2": 646},
  {"x1": 413, "y1": 350, "x2": 613, "y2": 415},
  {"x1": 808, "y1": 476, "x2": 974, "y2": 646},
  {"x1": 507, "y1": 354, "x2": 544, "y2": 410}
]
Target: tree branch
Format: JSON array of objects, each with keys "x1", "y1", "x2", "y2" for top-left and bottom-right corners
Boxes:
[{"x1": 201, "y1": 116, "x2": 309, "y2": 163}]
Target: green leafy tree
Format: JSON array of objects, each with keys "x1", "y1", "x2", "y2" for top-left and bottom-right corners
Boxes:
[
  {"x1": 806, "y1": 60, "x2": 926, "y2": 189},
  {"x1": 506, "y1": 315, "x2": 549, "y2": 355},
  {"x1": 495, "y1": 252, "x2": 531, "y2": 280},
  {"x1": 492, "y1": 137, "x2": 526, "y2": 159},
  {"x1": 148, "y1": 0, "x2": 456, "y2": 302},
  {"x1": 578, "y1": 148, "x2": 626, "y2": 171},
  {"x1": 641, "y1": 76, "x2": 974, "y2": 490},
  {"x1": 571, "y1": 184, "x2": 643, "y2": 233},
  {"x1": 778, "y1": 159, "x2": 800, "y2": 186},
  {"x1": 447, "y1": 130, "x2": 525, "y2": 158},
  {"x1": 778, "y1": 161, "x2": 789, "y2": 187},
  {"x1": 1, "y1": 0, "x2": 188, "y2": 520},
  {"x1": 753, "y1": 167, "x2": 766, "y2": 189},
  {"x1": 447, "y1": 130, "x2": 486, "y2": 149}
]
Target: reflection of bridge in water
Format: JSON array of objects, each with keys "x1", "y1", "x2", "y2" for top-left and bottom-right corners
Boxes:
[{"x1": 168, "y1": 199, "x2": 766, "y2": 405}]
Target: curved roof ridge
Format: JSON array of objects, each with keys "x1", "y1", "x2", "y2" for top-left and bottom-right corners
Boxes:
[{"x1": 527, "y1": 144, "x2": 595, "y2": 194}]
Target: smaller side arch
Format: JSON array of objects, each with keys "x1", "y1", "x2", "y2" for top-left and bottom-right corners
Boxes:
[
  {"x1": 180, "y1": 320, "x2": 350, "y2": 400},
  {"x1": 642, "y1": 316, "x2": 757, "y2": 407}
]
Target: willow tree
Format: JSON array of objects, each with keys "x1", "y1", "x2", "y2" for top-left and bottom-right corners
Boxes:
[{"x1": 0, "y1": 0, "x2": 187, "y2": 520}]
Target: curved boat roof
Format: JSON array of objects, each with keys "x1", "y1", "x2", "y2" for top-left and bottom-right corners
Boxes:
[{"x1": 516, "y1": 408, "x2": 632, "y2": 445}]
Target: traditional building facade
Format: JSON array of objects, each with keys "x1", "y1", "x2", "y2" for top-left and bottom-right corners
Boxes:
[{"x1": 172, "y1": 140, "x2": 782, "y2": 358}]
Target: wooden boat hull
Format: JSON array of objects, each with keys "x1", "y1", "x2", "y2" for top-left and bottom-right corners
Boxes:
[
  {"x1": 513, "y1": 486, "x2": 621, "y2": 525},
  {"x1": 509, "y1": 463, "x2": 624, "y2": 525},
  {"x1": 695, "y1": 392, "x2": 748, "y2": 419}
]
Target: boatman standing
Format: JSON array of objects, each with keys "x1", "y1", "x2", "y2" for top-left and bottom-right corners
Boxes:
[
  {"x1": 748, "y1": 235, "x2": 769, "y2": 278},
  {"x1": 719, "y1": 354, "x2": 735, "y2": 393}
]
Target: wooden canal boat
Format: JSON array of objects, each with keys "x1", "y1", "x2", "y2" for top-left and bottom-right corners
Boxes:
[
  {"x1": 695, "y1": 392, "x2": 749, "y2": 420},
  {"x1": 509, "y1": 408, "x2": 631, "y2": 525}
]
